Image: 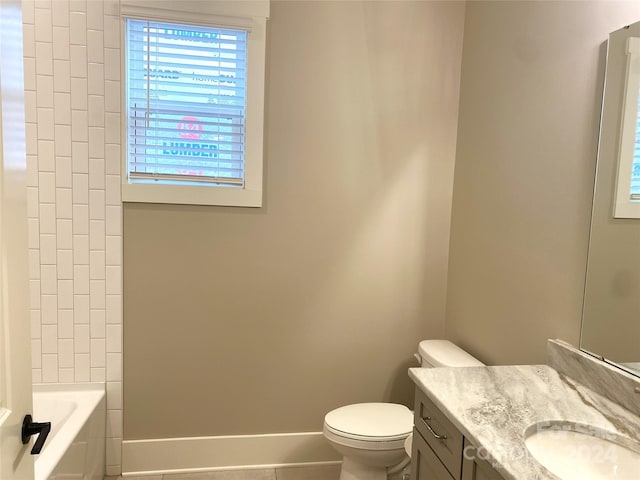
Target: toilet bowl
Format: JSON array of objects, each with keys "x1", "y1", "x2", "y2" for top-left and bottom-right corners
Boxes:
[{"x1": 323, "y1": 340, "x2": 483, "y2": 480}]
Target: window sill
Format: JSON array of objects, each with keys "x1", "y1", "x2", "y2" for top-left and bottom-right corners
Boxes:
[{"x1": 121, "y1": 182, "x2": 262, "y2": 207}]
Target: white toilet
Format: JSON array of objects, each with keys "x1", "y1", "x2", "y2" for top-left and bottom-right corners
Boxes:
[{"x1": 322, "y1": 340, "x2": 484, "y2": 480}]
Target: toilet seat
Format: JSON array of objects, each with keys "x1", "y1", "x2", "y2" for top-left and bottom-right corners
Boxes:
[{"x1": 323, "y1": 403, "x2": 413, "y2": 450}]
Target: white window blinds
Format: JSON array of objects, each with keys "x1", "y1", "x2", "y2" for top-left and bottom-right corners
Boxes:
[
  {"x1": 633, "y1": 88, "x2": 640, "y2": 200},
  {"x1": 125, "y1": 19, "x2": 247, "y2": 187}
]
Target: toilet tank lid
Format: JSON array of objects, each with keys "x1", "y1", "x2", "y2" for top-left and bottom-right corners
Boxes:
[{"x1": 419, "y1": 340, "x2": 484, "y2": 367}]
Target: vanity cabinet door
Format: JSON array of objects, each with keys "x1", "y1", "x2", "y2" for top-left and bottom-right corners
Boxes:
[
  {"x1": 461, "y1": 440, "x2": 505, "y2": 480},
  {"x1": 411, "y1": 427, "x2": 455, "y2": 480}
]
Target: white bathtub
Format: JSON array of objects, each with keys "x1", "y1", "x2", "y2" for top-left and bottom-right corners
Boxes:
[{"x1": 32, "y1": 384, "x2": 106, "y2": 480}]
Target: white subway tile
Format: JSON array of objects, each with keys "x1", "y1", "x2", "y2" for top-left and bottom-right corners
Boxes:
[
  {"x1": 88, "y1": 127, "x2": 104, "y2": 158},
  {"x1": 22, "y1": 24, "x2": 36, "y2": 58},
  {"x1": 86, "y1": 0, "x2": 104, "y2": 30},
  {"x1": 57, "y1": 219, "x2": 73, "y2": 249},
  {"x1": 89, "y1": 219, "x2": 105, "y2": 250},
  {"x1": 104, "y1": 48, "x2": 120, "y2": 81},
  {"x1": 72, "y1": 204, "x2": 89, "y2": 235},
  {"x1": 30, "y1": 310, "x2": 41, "y2": 339},
  {"x1": 36, "y1": 75, "x2": 54, "y2": 108},
  {"x1": 88, "y1": 95, "x2": 104, "y2": 128},
  {"x1": 57, "y1": 250, "x2": 73, "y2": 279},
  {"x1": 103, "y1": 15, "x2": 119, "y2": 49},
  {"x1": 105, "y1": 235, "x2": 121, "y2": 266},
  {"x1": 69, "y1": 11, "x2": 87, "y2": 45},
  {"x1": 31, "y1": 340, "x2": 41, "y2": 368},
  {"x1": 74, "y1": 294, "x2": 90, "y2": 324},
  {"x1": 90, "y1": 309, "x2": 106, "y2": 338},
  {"x1": 34, "y1": 0, "x2": 51, "y2": 9},
  {"x1": 52, "y1": 26, "x2": 70, "y2": 60},
  {"x1": 74, "y1": 353, "x2": 90, "y2": 382},
  {"x1": 71, "y1": 110, "x2": 88, "y2": 142},
  {"x1": 27, "y1": 156, "x2": 39, "y2": 189},
  {"x1": 106, "y1": 324, "x2": 121, "y2": 353},
  {"x1": 90, "y1": 338, "x2": 105, "y2": 367},
  {"x1": 29, "y1": 279, "x2": 41, "y2": 309},
  {"x1": 105, "y1": 143, "x2": 120, "y2": 175},
  {"x1": 106, "y1": 409, "x2": 122, "y2": 438},
  {"x1": 34, "y1": 8, "x2": 52, "y2": 42},
  {"x1": 39, "y1": 203, "x2": 56, "y2": 233},
  {"x1": 103, "y1": 0, "x2": 117, "y2": 16},
  {"x1": 22, "y1": 0, "x2": 35, "y2": 24},
  {"x1": 37, "y1": 107, "x2": 55, "y2": 140},
  {"x1": 40, "y1": 264, "x2": 57, "y2": 294},
  {"x1": 70, "y1": 77, "x2": 88, "y2": 110},
  {"x1": 58, "y1": 279, "x2": 74, "y2": 309},
  {"x1": 53, "y1": 60, "x2": 71, "y2": 93},
  {"x1": 105, "y1": 205, "x2": 121, "y2": 235},
  {"x1": 54, "y1": 92, "x2": 71, "y2": 125},
  {"x1": 73, "y1": 265, "x2": 90, "y2": 294},
  {"x1": 24, "y1": 58, "x2": 37, "y2": 90},
  {"x1": 25, "y1": 123, "x2": 38, "y2": 156},
  {"x1": 87, "y1": 29, "x2": 104, "y2": 63},
  {"x1": 38, "y1": 140, "x2": 55, "y2": 171},
  {"x1": 90, "y1": 159, "x2": 105, "y2": 190},
  {"x1": 73, "y1": 234, "x2": 90, "y2": 265},
  {"x1": 91, "y1": 367, "x2": 105, "y2": 382},
  {"x1": 27, "y1": 218, "x2": 40, "y2": 250},
  {"x1": 35, "y1": 41, "x2": 53, "y2": 75},
  {"x1": 106, "y1": 353, "x2": 121, "y2": 381},
  {"x1": 41, "y1": 294, "x2": 57, "y2": 324},
  {"x1": 89, "y1": 189, "x2": 105, "y2": 221},
  {"x1": 74, "y1": 325, "x2": 90, "y2": 353},
  {"x1": 51, "y1": 1, "x2": 69, "y2": 27},
  {"x1": 58, "y1": 339, "x2": 74, "y2": 368},
  {"x1": 41, "y1": 325, "x2": 58, "y2": 354},
  {"x1": 105, "y1": 294, "x2": 121, "y2": 325},
  {"x1": 88, "y1": 63, "x2": 104, "y2": 95},
  {"x1": 56, "y1": 188, "x2": 73, "y2": 219},
  {"x1": 106, "y1": 381, "x2": 122, "y2": 409},
  {"x1": 90, "y1": 250, "x2": 105, "y2": 280},
  {"x1": 27, "y1": 186, "x2": 39, "y2": 219},
  {"x1": 38, "y1": 172, "x2": 55, "y2": 203},
  {"x1": 59, "y1": 368, "x2": 75, "y2": 383},
  {"x1": 58, "y1": 310, "x2": 74, "y2": 338},
  {"x1": 104, "y1": 80, "x2": 120, "y2": 114},
  {"x1": 69, "y1": 0, "x2": 87, "y2": 13},
  {"x1": 24, "y1": 90, "x2": 37, "y2": 124},
  {"x1": 72, "y1": 141, "x2": 89, "y2": 173},
  {"x1": 104, "y1": 113, "x2": 120, "y2": 144},
  {"x1": 39, "y1": 234, "x2": 57, "y2": 265},
  {"x1": 105, "y1": 175, "x2": 120, "y2": 206},
  {"x1": 55, "y1": 156, "x2": 72, "y2": 188},
  {"x1": 70, "y1": 44, "x2": 87, "y2": 77},
  {"x1": 42, "y1": 355, "x2": 59, "y2": 383},
  {"x1": 29, "y1": 249, "x2": 40, "y2": 280},
  {"x1": 32, "y1": 369, "x2": 42, "y2": 384},
  {"x1": 105, "y1": 266, "x2": 121, "y2": 295},
  {"x1": 106, "y1": 437, "x2": 122, "y2": 467},
  {"x1": 89, "y1": 279, "x2": 105, "y2": 309},
  {"x1": 72, "y1": 173, "x2": 89, "y2": 204}
]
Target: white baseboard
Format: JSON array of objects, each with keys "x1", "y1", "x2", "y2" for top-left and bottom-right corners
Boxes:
[{"x1": 122, "y1": 431, "x2": 341, "y2": 476}]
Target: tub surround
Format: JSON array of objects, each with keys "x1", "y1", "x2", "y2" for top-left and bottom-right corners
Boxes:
[{"x1": 409, "y1": 341, "x2": 640, "y2": 480}]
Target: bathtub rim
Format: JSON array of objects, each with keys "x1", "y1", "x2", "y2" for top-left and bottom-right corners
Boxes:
[{"x1": 32, "y1": 383, "x2": 105, "y2": 480}]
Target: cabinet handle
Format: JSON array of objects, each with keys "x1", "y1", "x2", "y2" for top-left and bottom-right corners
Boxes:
[{"x1": 423, "y1": 419, "x2": 447, "y2": 440}]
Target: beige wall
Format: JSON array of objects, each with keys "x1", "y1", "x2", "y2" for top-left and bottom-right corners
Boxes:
[
  {"x1": 123, "y1": 0, "x2": 465, "y2": 440},
  {"x1": 581, "y1": 21, "x2": 640, "y2": 364},
  {"x1": 446, "y1": 1, "x2": 640, "y2": 365}
]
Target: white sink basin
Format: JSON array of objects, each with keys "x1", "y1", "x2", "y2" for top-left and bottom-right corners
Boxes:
[{"x1": 525, "y1": 422, "x2": 640, "y2": 479}]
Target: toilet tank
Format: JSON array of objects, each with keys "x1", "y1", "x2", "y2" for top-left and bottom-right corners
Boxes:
[{"x1": 417, "y1": 340, "x2": 484, "y2": 368}]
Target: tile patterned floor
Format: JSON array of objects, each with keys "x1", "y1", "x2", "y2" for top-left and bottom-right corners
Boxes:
[{"x1": 105, "y1": 463, "x2": 341, "y2": 480}]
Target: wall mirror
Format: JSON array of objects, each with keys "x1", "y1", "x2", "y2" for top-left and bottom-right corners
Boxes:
[{"x1": 581, "y1": 20, "x2": 640, "y2": 376}]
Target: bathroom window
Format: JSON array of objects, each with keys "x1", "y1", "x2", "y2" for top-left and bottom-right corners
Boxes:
[{"x1": 121, "y1": 6, "x2": 267, "y2": 207}]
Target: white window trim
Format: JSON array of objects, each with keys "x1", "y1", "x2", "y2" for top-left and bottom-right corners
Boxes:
[
  {"x1": 120, "y1": 2, "x2": 268, "y2": 207},
  {"x1": 614, "y1": 36, "x2": 640, "y2": 218}
]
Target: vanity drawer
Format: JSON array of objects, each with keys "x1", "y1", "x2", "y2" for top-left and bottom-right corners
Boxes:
[{"x1": 414, "y1": 388, "x2": 464, "y2": 479}]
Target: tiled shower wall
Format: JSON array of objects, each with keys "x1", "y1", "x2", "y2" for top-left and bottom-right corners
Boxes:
[{"x1": 22, "y1": 0, "x2": 123, "y2": 475}]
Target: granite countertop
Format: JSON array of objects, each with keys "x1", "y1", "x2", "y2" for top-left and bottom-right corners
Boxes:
[{"x1": 409, "y1": 365, "x2": 640, "y2": 480}]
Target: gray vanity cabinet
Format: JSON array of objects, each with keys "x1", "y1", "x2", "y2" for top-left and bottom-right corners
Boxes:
[{"x1": 411, "y1": 389, "x2": 505, "y2": 480}]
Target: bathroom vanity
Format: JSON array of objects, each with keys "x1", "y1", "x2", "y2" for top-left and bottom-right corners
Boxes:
[{"x1": 409, "y1": 340, "x2": 640, "y2": 480}]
